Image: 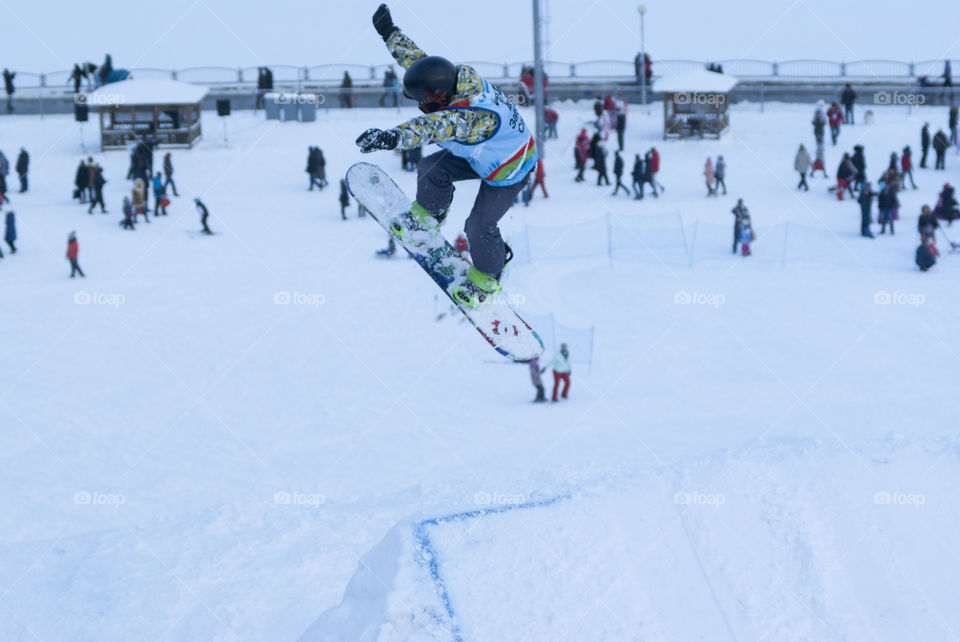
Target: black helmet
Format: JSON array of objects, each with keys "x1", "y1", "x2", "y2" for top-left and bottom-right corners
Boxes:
[{"x1": 403, "y1": 56, "x2": 457, "y2": 105}]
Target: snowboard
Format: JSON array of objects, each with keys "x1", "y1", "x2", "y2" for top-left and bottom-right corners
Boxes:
[{"x1": 346, "y1": 162, "x2": 544, "y2": 361}]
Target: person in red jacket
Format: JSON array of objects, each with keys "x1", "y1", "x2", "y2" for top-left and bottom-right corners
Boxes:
[
  {"x1": 530, "y1": 159, "x2": 547, "y2": 198},
  {"x1": 826, "y1": 102, "x2": 843, "y2": 145},
  {"x1": 648, "y1": 147, "x2": 664, "y2": 192},
  {"x1": 544, "y1": 107, "x2": 558, "y2": 139},
  {"x1": 901, "y1": 146, "x2": 917, "y2": 189},
  {"x1": 574, "y1": 128, "x2": 590, "y2": 182},
  {"x1": 66, "y1": 231, "x2": 84, "y2": 278}
]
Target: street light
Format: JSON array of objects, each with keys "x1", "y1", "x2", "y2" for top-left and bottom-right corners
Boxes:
[{"x1": 638, "y1": 5, "x2": 647, "y2": 108}]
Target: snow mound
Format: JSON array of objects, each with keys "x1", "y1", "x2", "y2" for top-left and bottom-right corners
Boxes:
[{"x1": 302, "y1": 437, "x2": 960, "y2": 641}]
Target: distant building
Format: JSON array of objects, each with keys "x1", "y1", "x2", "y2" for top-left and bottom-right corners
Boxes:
[{"x1": 88, "y1": 79, "x2": 208, "y2": 150}]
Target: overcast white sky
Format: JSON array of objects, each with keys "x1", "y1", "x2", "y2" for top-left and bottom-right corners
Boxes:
[{"x1": 1, "y1": 0, "x2": 957, "y2": 72}]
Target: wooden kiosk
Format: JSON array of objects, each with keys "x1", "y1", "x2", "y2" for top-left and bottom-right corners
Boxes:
[
  {"x1": 89, "y1": 80, "x2": 208, "y2": 150},
  {"x1": 657, "y1": 69, "x2": 737, "y2": 140}
]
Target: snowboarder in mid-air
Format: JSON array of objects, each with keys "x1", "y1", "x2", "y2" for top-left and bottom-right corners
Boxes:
[{"x1": 355, "y1": 4, "x2": 538, "y2": 308}]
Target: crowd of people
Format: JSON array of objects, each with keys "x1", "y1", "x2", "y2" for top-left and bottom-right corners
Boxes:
[{"x1": 796, "y1": 96, "x2": 960, "y2": 268}]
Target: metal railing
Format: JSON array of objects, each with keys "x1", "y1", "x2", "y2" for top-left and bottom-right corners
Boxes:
[{"x1": 10, "y1": 58, "x2": 959, "y2": 90}]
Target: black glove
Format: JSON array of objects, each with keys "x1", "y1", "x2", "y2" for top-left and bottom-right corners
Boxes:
[
  {"x1": 372, "y1": 4, "x2": 398, "y2": 41},
  {"x1": 356, "y1": 128, "x2": 400, "y2": 153}
]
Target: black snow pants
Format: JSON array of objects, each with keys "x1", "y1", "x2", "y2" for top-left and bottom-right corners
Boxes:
[{"x1": 417, "y1": 149, "x2": 528, "y2": 279}]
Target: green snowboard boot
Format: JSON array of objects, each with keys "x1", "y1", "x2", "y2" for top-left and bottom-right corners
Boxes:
[
  {"x1": 452, "y1": 266, "x2": 502, "y2": 308},
  {"x1": 389, "y1": 201, "x2": 445, "y2": 239}
]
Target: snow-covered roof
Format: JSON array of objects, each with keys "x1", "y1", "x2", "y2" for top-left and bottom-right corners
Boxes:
[
  {"x1": 655, "y1": 69, "x2": 738, "y2": 94},
  {"x1": 89, "y1": 79, "x2": 208, "y2": 106}
]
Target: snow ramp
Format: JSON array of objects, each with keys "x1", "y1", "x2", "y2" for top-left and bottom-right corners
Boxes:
[{"x1": 299, "y1": 438, "x2": 960, "y2": 641}]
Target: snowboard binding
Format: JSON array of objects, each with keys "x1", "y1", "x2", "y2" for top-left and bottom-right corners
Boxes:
[
  {"x1": 452, "y1": 266, "x2": 502, "y2": 308},
  {"x1": 389, "y1": 201, "x2": 445, "y2": 239}
]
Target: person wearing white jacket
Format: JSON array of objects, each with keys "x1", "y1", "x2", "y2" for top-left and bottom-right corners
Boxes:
[
  {"x1": 548, "y1": 344, "x2": 572, "y2": 402},
  {"x1": 794, "y1": 144, "x2": 812, "y2": 191}
]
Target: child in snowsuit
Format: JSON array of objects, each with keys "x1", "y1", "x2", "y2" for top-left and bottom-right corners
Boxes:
[
  {"x1": 121, "y1": 196, "x2": 135, "y2": 229},
  {"x1": 355, "y1": 4, "x2": 537, "y2": 308},
  {"x1": 732, "y1": 199, "x2": 747, "y2": 253},
  {"x1": 739, "y1": 213, "x2": 754, "y2": 256},
  {"x1": 132, "y1": 178, "x2": 148, "y2": 223},
  {"x1": 812, "y1": 140, "x2": 827, "y2": 177},
  {"x1": 152, "y1": 172, "x2": 168, "y2": 216},
  {"x1": 795, "y1": 144, "x2": 811, "y2": 190}
]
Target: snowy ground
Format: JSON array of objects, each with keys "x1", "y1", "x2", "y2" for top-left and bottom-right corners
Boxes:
[{"x1": 1, "y1": 99, "x2": 959, "y2": 641}]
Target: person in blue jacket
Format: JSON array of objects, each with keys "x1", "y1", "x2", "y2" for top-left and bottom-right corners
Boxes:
[{"x1": 151, "y1": 172, "x2": 167, "y2": 216}]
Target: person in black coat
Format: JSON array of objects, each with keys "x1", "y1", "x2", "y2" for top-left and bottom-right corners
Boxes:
[
  {"x1": 857, "y1": 183, "x2": 875, "y2": 237},
  {"x1": 306, "y1": 146, "x2": 320, "y2": 190},
  {"x1": 75, "y1": 160, "x2": 89, "y2": 202},
  {"x1": 877, "y1": 184, "x2": 898, "y2": 234},
  {"x1": 920, "y1": 123, "x2": 931, "y2": 168},
  {"x1": 836, "y1": 153, "x2": 857, "y2": 199},
  {"x1": 15, "y1": 148, "x2": 28, "y2": 193},
  {"x1": 70, "y1": 64, "x2": 83, "y2": 94},
  {"x1": 918, "y1": 204, "x2": 939, "y2": 241},
  {"x1": 195, "y1": 197, "x2": 213, "y2": 234},
  {"x1": 950, "y1": 105, "x2": 959, "y2": 148},
  {"x1": 162, "y1": 152, "x2": 178, "y2": 196},
  {"x1": 340, "y1": 71, "x2": 354, "y2": 108},
  {"x1": 935, "y1": 183, "x2": 959, "y2": 224},
  {"x1": 339, "y1": 179, "x2": 351, "y2": 220},
  {"x1": 840, "y1": 83, "x2": 856, "y2": 125},
  {"x1": 615, "y1": 103, "x2": 626, "y2": 152},
  {"x1": 631, "y1": 154, "x2": 644, "y2": 199},
  {"x1": 611, "y1": 151, "x2": 629, "y2": 196},
  {"x1": 933, "y1": 129, "x2": 949, "y2": 170},
  {"x1": 851, "y1": 145, "x2": 866, "y2": 189},
  {"x1": 591, "y1": 133, "x2": 609, "y2": 186},
  {"x1": 87, "y1": 164, "x2": 107, "y2": 214},
  {"x1": 3, "y1": 69, "x2": 14, "y2": 113}
]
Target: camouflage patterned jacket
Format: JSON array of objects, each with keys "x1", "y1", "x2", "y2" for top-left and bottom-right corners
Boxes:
[{"x1": 385, "y1": 30, "x2": 500, "y2": 150}]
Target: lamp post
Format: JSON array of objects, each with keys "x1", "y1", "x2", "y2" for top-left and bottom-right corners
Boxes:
[
  {"x1": 638, "y1": 5, "x2": 647, "y2": 108},
  {"x1": 533, "y1": 0, "x2": 545, "y2": 161}
]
